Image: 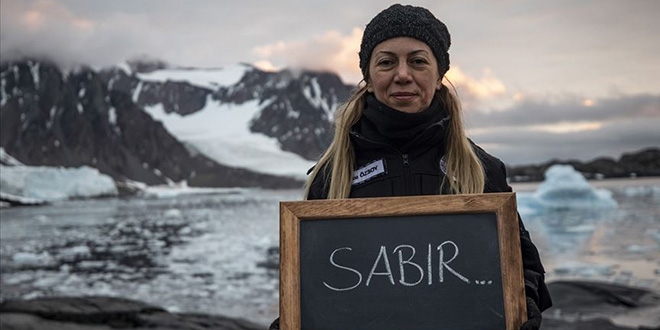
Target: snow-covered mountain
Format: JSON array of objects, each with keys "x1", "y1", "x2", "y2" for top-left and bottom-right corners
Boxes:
[{"x1": 0, "y1": 59, "x2": 354, "y2": 188}]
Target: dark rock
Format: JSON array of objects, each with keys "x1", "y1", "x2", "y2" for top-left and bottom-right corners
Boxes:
[
  {"x1": 0, "y1": 296, "x2": 262, "y2": 330},
  {"x1": 2, "y1": 281, "x2": 659, "y2": 329},
  {"x1": 127, "y1": 58, "x2": 169, "y2": 74},
  {"x1": 256, "y1": 246, "x2": 279, "y2": 271},
  {"x1": 542, "y1": 318, "x2": 650, "y2": 330},
  {"x1": 542, "y1": 280, "x2": 660, "y2": 330},
  {"x1": 247, "y1": 70, "x2": 350, "y2": 160},
  {"x1": 507, "y1": 147, "x2": 660, "y2": 182},
  {"x1": 620, "y1": 148, "x2": 660, "y2": 176}
]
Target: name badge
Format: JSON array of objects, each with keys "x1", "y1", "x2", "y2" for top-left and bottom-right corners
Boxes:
[{"x1": 352, "y1": 159, "x2": 387, "y2": 185}]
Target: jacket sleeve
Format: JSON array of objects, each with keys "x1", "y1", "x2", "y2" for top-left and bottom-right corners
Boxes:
[
  {"x1": 518, "y1": 212, "x2": 553, "y2": 311},
  {"x1": 471, "y1": 143, "x2": 553, "y2": 311}
]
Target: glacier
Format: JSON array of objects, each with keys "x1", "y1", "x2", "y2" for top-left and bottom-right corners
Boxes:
[
  {"x1": 143, "y1": 96, "x2": 315, "y2": 180},
  {"x1": 0, "y1": 164, "x2": 118, "y2": 204}
]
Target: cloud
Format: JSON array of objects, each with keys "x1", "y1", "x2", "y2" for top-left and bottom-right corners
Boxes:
[
  {"x1": 251, "y1": 30, "x2": 515, "y2": 99},
  {"x1": 443, "y1": 66, "x2": 509, "y2": 111},
  {"x1": 252, "y1": 28, "x2": 363, "y2": 84},
  {"x1": 446, "y1": 67, "x2": 506, "y2": 99},
  {"x1": 471, "y1": 116, "x2": 660, "y2": 165},
  {"x1": 0, "y1": 0, "x2": 160, "y2": 69},
  {"x1": 467, "y1": 93, "x2": 660, "y2": 129},
  {"x1": 466, "y1": 94, "x2": 660, "y2": 164}
]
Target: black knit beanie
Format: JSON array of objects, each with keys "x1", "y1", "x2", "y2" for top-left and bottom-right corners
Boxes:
[{"x1": 359, "y1": 4, "x2": 451, "y2": 78}]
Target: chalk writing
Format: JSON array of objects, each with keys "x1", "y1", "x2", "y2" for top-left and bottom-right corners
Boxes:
[
  {"x1": 322, "y1": 247, "x2": 363, "y2": 292},
  {"x1": 322, "y1": 241, "x2": 482, "y2": 292}
]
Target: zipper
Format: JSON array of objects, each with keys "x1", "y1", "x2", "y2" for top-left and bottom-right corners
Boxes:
[{"x1": 402, "y1": 153, "x2": 413, "y2": 194}]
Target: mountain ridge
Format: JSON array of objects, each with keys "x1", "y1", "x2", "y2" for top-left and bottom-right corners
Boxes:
[
  {"x1": 2, "y1": 58, "x2": 657, "y2": 189},
  {"x1": 0, "y1": 58, "x2": 354, "y2": 188}
]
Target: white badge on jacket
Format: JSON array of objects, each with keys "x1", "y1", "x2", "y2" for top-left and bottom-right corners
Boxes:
[{"x1": 352, "y1": 159, "x2": 387, "y2": 185}]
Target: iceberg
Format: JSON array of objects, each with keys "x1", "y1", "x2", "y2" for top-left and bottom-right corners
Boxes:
[
  {"x1": 517, "y1": 165, "x2": 618, "y2": 212},
  {"x1": 0, "y1": 165, "x2": 118, "y2": 204}
]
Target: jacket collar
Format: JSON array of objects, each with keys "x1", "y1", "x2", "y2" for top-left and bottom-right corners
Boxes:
[{"x1": 351, "y1": 93, "x2": 451, "y2": 154}]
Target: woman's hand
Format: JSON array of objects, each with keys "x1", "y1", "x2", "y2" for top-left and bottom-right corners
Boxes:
[{"x1": 520, "y1": 296, "x2": 542, "y2": 330}]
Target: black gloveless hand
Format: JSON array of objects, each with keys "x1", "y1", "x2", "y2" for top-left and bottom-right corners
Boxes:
[{"x1": 520, "y1": 296, "x2": 542, "y2": 330}]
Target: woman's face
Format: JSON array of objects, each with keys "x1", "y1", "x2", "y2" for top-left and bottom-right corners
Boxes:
[{"x1": 367, "y1": 37, "x2": 442, "y2": 113}]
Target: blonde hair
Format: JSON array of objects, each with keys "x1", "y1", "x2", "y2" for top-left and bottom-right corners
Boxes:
[{"x1": 304, "y1": 82, "x2": 484, "y2": 199}]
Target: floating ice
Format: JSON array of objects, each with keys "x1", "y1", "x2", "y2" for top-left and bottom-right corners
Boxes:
[
  {"x1": 517, "y1": 165, "x2": 618, "y2": 212},
  {"x1": 621, "y1": 185, "x2": 660, "y2": 198},
  {"x1": 553, "y1": 261, "x2": 615, "y2": 277},
  {"x1": 59, "y1": 245, "x2": 91, "y2": 261},
  {"x1": 12, "y1": 251, "x2": 56, "y2": 267},
  {"x1": 142, "y1": 182, "x2": 248, "y2": 199},
  {"x1": 164, "y1": 208, "x2": 183, "y2": 219}
]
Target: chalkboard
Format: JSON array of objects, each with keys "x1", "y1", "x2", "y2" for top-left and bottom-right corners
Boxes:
[{"x1": 280, "y1": 193, "x2": 525, "y2": 330}]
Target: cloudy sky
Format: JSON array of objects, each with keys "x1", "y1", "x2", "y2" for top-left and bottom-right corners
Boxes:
[{"x1": 1, "y1": 0, "x2": 658, "y2": 165}]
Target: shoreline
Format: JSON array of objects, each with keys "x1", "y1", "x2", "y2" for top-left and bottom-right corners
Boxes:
[{"x1": 2, "y1": 279, "x2": 659, "y2": 330}]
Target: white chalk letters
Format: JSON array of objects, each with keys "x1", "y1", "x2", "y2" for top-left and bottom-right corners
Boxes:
[{"x1": 323, "y1": 241, "x2": 477, "y2": 292}]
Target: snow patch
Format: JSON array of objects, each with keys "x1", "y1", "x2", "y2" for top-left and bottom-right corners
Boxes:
[
  {"x1": 136, "y1": 64, "x2": 250, "y2": 90},
  {"x1": 143, "y1": 96, "x2": 314, "y2": 179},
  {"x1": 28, "y1": 61, "x2": 40, "y2": 89},
  {"x1": 132, "y1": 82, "x2": 143, "y2": 103},
  {"x1": 1, "y1": 78, "x2": 7, "y2": 107},
  {"x1": 46, "y1": 106, "x2": 57, "y2": 129},
  {"x1": 108, "y1": 107, "x2": 117, "y2": 125},
  {"x1": 116, "y1": 62, "x2": 133, "y2": 75},
  {"x1": 303, "y1": 77, "x2": 332, "y2": 114}
]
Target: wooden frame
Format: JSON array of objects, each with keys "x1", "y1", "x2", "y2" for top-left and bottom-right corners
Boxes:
[{"x1": 280, "y1": 192, "x2": 525, "y2": 330}]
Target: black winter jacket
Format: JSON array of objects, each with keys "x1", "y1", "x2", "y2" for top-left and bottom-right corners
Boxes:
[{"x1": 306, "y1": 96, "x2": 552, "y2": 312}]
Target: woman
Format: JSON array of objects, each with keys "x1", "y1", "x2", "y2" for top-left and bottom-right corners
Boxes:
[{"x1": 271, "y1": 4, "x2": 551, "y2": 329}]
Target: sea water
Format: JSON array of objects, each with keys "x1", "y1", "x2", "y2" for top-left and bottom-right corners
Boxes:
[{"x1": 1, "y1": 178, "x2": 659, "y2": 326}]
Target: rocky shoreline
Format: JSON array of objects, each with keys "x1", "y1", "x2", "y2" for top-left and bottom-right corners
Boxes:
[
  {"x1": 507, "y1": 147, "x2": 660, "y2": 182},
  {"x1": 2, "y1": 280, "x2": 659, "y2": 330},
  {"x1": 0, "y1": 296, "x2": 263, "y2": 330}
]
